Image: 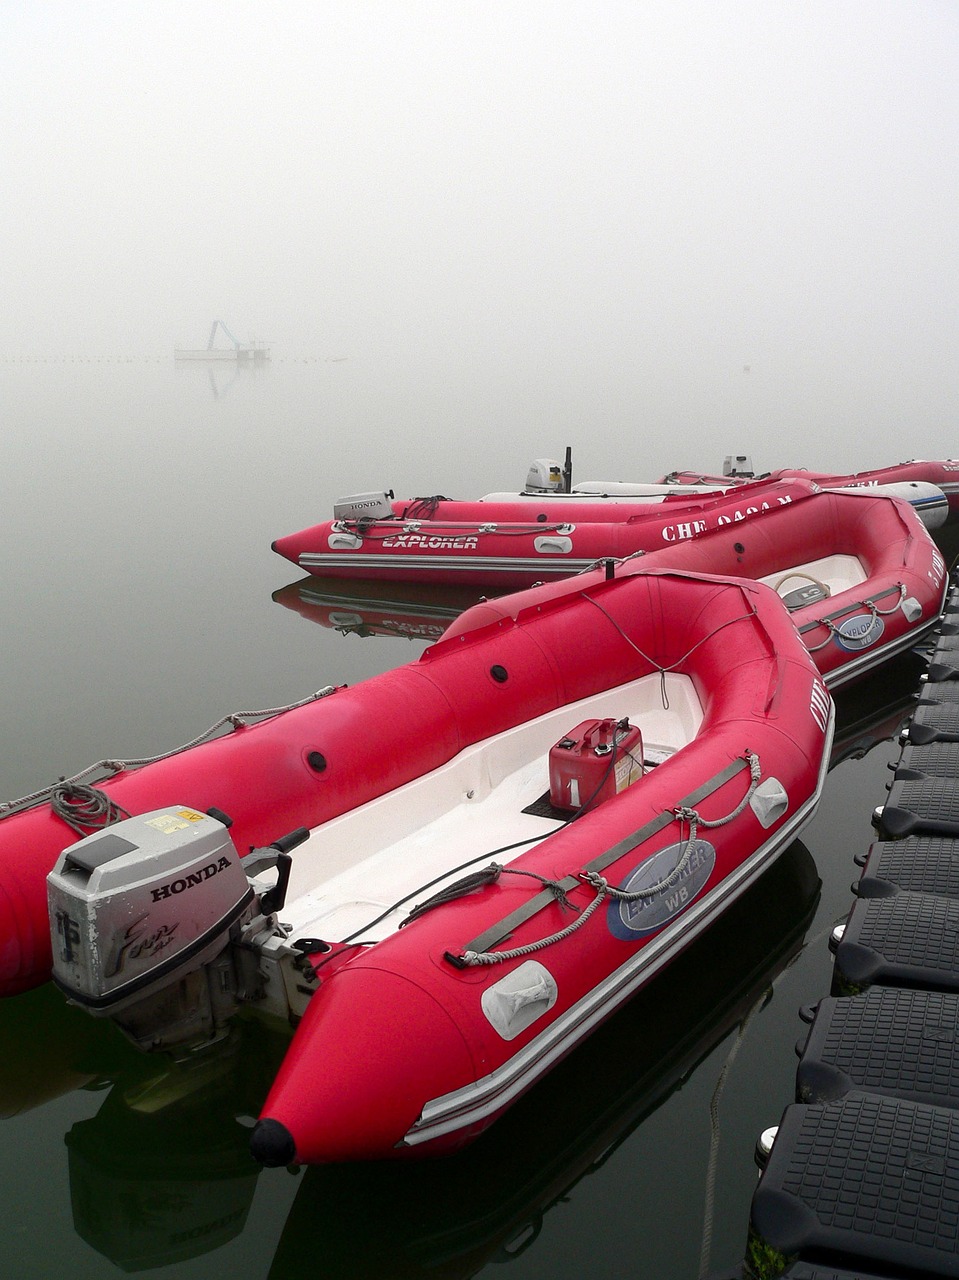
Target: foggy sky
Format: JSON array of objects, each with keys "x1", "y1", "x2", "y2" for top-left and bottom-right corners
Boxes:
[{"x1": 3, "y1": 1, "x2": 959, "y2": 464}]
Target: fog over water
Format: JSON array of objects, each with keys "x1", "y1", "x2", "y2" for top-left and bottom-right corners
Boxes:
[
  {"x1": 4, "y1": 1, "x2": 959, "y2": 472},
  {"x1": 2, "y1": 7, "x2": 959, "y2": 1278}
]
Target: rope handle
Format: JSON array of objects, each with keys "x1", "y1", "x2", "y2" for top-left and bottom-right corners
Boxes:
[
  {"x1": 450, "y1": 751, "x2": 761, "y2": 967},
  {"x1": 804, "y1": 584, "x2": 906, "y2": 652}
]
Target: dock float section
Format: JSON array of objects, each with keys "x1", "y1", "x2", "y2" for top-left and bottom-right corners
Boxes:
[{"x1": 740, "y1": 581, "x2": 959, "y2": 1279}]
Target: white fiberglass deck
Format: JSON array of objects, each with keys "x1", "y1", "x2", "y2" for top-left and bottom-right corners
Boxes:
[
  {"x1": 279, "y1": 672, "x2": 703, "y2": 946},
  {"x1": 759, "y1": 553, "x2": 866, "y2": 598}
]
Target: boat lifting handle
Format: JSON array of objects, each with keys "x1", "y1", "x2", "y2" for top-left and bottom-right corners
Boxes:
[{"x1": 246, "y1": 826, "x2": 310, "y2": 915}]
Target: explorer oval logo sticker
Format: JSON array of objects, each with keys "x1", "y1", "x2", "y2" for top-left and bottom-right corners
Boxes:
[
  {"x1": 834, "y1": 612, "x2": 884, "y2": 651},
  {"x1": 607, "y1": 839, "x2": 715, "y2": 940}
]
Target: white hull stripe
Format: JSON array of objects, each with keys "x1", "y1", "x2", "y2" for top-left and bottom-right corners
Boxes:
[
  {"x1": 821, "y1": 612, "x2": 942, "y2": 690},
  {"x1": 300, "y1": 553, "x2": 601, "y2": 577}
]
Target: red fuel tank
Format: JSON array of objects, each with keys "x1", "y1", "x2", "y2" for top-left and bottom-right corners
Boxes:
[{"x1": 548, "y1": 718, "x2": 644, "y2": 812}]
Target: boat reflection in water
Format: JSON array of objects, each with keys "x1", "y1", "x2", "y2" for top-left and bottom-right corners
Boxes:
[
  {"x1": 0, "y1": 839, "x2": 818, "y2": 1274},
  {"x1": 0, "y1": 982, "x2": 119, "y2": 1120},
  {"x1": 826, "y1": 649, "x2": 926, "y2": 768},
  {"x1": 272, "y1": 575, "x2": 492, "y2": 642},
  {"x1": 0, "y1": 985, "x2": 289, "y2": 1272},
  {"x1": 63, "y1": 1017, "x2": 291, "y2": 1271},
  {"x1": 0, "y1": 647, "x2": 929, "y2": 1274}
]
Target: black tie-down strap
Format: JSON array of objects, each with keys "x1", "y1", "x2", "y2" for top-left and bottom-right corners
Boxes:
[{"x1": 401, "y1": 865, "x2": 504, "y2": 926}]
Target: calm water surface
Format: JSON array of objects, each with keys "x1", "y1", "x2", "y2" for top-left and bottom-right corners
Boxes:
[{"x1": 0, "y1": 360, "x2": 947, "y2": 1278}]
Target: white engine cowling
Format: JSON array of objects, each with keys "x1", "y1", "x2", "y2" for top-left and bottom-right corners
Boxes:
[
  {"x1": 332, "y1": 491, "x2": 396, "y2": 521},
  {"x1": 47, "y1": 807, "x2": 305, "y2": 1052},
  {"x1": 525, "y1": 458, "x2": 565, "y2": 493}
]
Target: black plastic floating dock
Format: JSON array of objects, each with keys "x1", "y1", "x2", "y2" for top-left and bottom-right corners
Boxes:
[
  {"x1": 904, "y1": 700, "x2": 959, "y2": 745},
  {"x1": 896, "y1": 741, "x2": 959, "y2": 780},
  {"x1": 796, "y1": 988, "x2": 959, "y2": 1110},
  {"x1": 855, "y1": 833, "x2": 959, "y2": 899},
  {"x1": 831, "y1": 888, "x2": 959, "y2": 994},
  {"x1": 918, "y1": 682, "x2": 959, "y2": 705},
  {"x1": 743, "y1": 593, "x2": 959, "y2": 1279},
  {"x1": 751, "y1": 1092, "x2": 959, "y2": 1276},
  {"x1": 876, "y1": 772, "x2": 959, "y2": 839},
  {"x1": 778, "y1": 1263, "x2": 911, "y2": 1279}
]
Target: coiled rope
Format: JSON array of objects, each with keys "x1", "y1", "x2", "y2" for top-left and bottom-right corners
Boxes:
[
  {"x1": 50, "y1": 781, "x2": 130, "y2": 836},
  {"x1": 0, "y1": 686, "x2": 340, "y2": 819},
  {"x1": 401, "y1": 496, "x2": 450, "y2": 519}
]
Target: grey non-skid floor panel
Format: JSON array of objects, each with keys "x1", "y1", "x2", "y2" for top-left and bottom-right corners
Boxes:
[
  {"x1": 907, "y1": 702, "x2": 959, "y2": 744},
  {"x1": 927, "y1": 648, "x2": 959, "y2": 676},
  {"x1": 797, "y1": 988, "x2": 959, "y2": 1110},
  {"x1": 750, "y1": 1093, "x2": 959, "y2": 1277},
  {"x1": 877, "y1": 774, "x2": 959, "y2": 838},
  {"x1": 781, "y1": 1262, "x2": 913, "y2": 1279},
  {"x1": 896, "y1": 740, "x2": 959, "y2": 780},
  {"x1": 833, "y1": 890, "x2": 959, "y2": 993},
  {"x1": 918, "y1": 683, "x2": 959, "y2": 705},
  {"x1": 883, "y1": 774, "x2": 959, "y2": 823},
  {"x1": 855, "y1": 834, "x2": 959, "y2": 899}
]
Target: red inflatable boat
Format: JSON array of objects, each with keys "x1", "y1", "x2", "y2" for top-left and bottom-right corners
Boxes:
[
  {"x1": 11, "y1": 568, "x2": 832, "y2": 1164},
  {"x1": 273, "y1": 476, "x2": 818, "y2": 587},
  {"x1": 445, "y1": 488, "x2": 947, "y2": 691},
  {"x1": 662, "y1": 457, "x2": 959, "y2": 520},
  {"x1": 271, "y1": 575, "x2": 483, "y2": 643}
]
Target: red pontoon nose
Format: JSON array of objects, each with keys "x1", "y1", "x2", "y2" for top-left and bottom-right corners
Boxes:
[
  {"x1": 250, "y1": 966, "x2": 478, "y2": 1165},
  {"x1": 250, "y1": 1117, "x2": 296, "y2": 1167}
]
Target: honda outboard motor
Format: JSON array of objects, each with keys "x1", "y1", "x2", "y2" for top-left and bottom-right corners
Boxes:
[
  {"x1": 332, "y1": 491, "x2": 395, "y2": 521},
  {"x1": 525, "y1": 458, "x2": 565, "y2": 493},
  {"x1": 47, "y1": 807, "x2": 309, "y2": 1053}
]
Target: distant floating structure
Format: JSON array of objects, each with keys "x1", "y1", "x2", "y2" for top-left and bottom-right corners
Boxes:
[{"x1": 175, "y1": 320, "x2": 270, "y2": 363}]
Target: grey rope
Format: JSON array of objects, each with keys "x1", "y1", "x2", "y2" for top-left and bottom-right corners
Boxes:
[
  {"x1": 804, "y1": 583, "x2": 907, "y2": 653},
  {"x1": 585, "y1": 752, "x2": 761, "y2": 906},
  {"x1": 50, "y1": 781, "x2": 131, "y2": 836},
  {"x1": 0, "y1": 685, "x2": 341, "y2": 818},
  {"x1": 580, "y1": 592, "x2": 759, "y2": 710},
  {"x1": 577, "y1": 549, "x2": 647, "y2": 575},
  {"x1": 459, "y1": 884, "x2": 611, "y2": 966},
  {"x1": 409, "y1": 863, "x2": 584, "y2": 940},
  {"x1": 456, "y1": 751, "x2": 761, "y2": 967},
  {"x1": 698, "y1": 986, "x2": 770, "y2": 1278},
  {"x1": 341, "y1": 519, "x2": 573, "y2": 540},
  {"x1": 495, "y1": 865, "x2": 581, "y2": 911}
]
